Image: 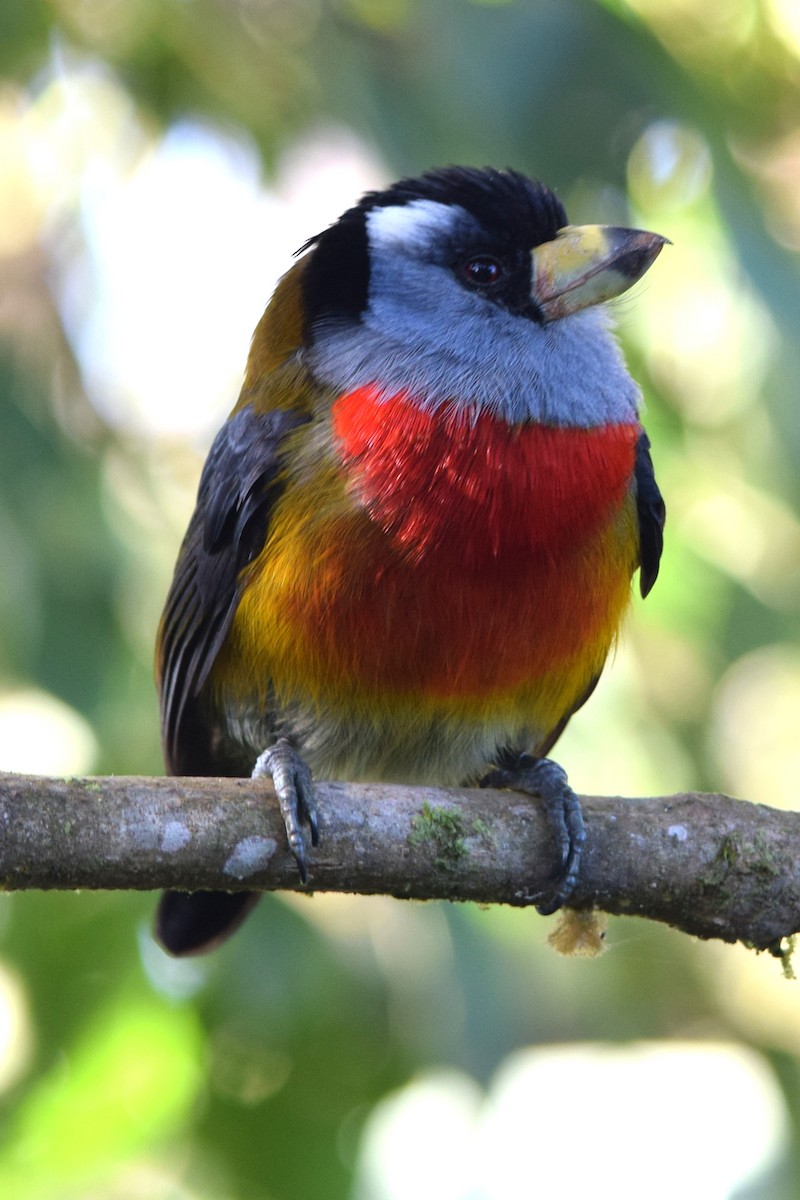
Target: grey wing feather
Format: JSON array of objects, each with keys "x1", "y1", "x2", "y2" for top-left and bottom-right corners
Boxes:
[{"x1": 157, "y1": 405, "x2": 307, "y2": 775}]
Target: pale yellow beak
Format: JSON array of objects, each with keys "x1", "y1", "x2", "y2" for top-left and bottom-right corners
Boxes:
[{"x1": 531, "y1": 224, "x2": 669, "y2": 322}]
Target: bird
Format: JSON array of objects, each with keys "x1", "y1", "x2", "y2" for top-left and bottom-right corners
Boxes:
[{"x1": 155, "y1": 165, "x2": 666, "y2": 956}]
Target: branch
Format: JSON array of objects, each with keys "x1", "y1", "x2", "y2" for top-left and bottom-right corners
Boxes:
[{"x1": 1, "y1": 771, "x2": 798, "y2": 952}]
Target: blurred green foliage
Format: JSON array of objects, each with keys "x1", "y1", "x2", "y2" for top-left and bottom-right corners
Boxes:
[{"x1": 2, "y1": 0, "x2": 800, "y2": 1197}]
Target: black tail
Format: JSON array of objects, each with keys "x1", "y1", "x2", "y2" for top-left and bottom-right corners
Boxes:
[{"x1": 156, "y1": 890, "x2": 261, "y2": 956}]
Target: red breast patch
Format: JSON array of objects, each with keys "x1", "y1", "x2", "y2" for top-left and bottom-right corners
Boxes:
[{"x1": 332, "y1": 385, "x2": 638, "y2": 572}]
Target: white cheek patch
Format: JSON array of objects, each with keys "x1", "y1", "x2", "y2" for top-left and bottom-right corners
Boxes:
[{"x1": 367, "y1": 199, "x2": 460, "y2": 255}]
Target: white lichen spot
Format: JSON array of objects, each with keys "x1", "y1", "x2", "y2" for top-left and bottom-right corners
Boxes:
[
  {"x1": 160, "y1": 820, "x2": 191, "y2": 853},
  {"x1": 224, "y1": 835, "x2": 278, "y2": 880},
  {"x1": 667, "y1": 824, "x2": 689, "y2": 842}
]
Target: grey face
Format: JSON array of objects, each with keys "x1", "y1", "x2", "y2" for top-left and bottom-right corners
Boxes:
[{"x1": 307, "y1": 198, "x2": 642, "y2": 429}]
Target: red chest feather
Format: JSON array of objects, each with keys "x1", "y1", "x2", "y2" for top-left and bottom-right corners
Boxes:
[
  {"x1": 224, "y1": 385, "x2": 643, "y2": 707},
  {"x1": 332, "y1": 386, "x2": 638, "y2": 572}
]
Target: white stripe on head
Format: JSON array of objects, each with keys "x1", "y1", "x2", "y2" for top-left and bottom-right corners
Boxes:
[{"x1": 366, "y1": 199, "x2": 460, "y2": 255}]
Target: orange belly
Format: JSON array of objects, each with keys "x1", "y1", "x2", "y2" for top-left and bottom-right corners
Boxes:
[{"x1": 214, "y1": 389, "x2": 640, "y2": 729}]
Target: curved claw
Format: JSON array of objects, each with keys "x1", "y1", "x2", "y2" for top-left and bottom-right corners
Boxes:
[
  {"x1": 298, "y1": 785, "x2": 320, "y2": 848},
  {"x1": 482, "y1": 754, "x2": 585, "y2": 914},
  {"x1": 286, "y1": 827, "x2": 309, "y2": 884},
  {"x1": 252, "y1": 739, "x2": 319, "y2": 883}
]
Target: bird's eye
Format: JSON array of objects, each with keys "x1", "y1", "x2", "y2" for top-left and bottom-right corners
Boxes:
[{"x1": 461, "y1": 255, "x2": 504, "y2": 288}]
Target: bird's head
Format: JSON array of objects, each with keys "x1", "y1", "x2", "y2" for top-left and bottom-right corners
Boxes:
[
  {"x1": 303, "y1": 166, "x2": 665, "y2": 324},
  {"x1": 295, "y1": 167, "x2": 667, "y2": 427}
]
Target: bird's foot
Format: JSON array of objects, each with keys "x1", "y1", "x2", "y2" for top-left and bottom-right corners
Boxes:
[
  {"x1": 481, "y1": 755, "x2": 585, "y2": 915},
  {"x1": 252, "y1": 738, "x2": 319, "y2": 883}
]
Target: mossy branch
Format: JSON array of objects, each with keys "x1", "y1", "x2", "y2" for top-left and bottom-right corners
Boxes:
[{"x1": 1, "y1": 770, "x2": 798, "y2": 953}]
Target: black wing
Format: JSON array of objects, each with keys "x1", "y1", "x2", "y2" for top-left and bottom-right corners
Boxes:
[
  {"x1": 157, "y1": 404, "x2": 307, "y2": 775},
  {"x1": 634, "y1": 431, "x2": 665, "y2": 599}
]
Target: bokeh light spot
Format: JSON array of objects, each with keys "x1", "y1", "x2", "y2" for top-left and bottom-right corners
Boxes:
[
  {"x1": 355, "y1": 1042, "x2": 787, "y2": 1199},
  {"x1": 0, "y1": 689, "x2": 98, "y2": 774}
]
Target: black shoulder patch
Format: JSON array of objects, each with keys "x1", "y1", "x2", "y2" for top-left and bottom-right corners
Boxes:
[
  {"x1": 300, "y1": 207, "x2": 371, "y2": 329},
  {"x1": 157, "y1": 405, "x2": 308, "y2": 774},
  {"x1": 634, "y1": 431, "x2": 666, "y2": 598}
]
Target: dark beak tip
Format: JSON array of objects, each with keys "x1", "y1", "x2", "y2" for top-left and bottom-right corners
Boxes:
[{"x1": 618, "y1": 233, "x2": 670, "y2": 280}]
